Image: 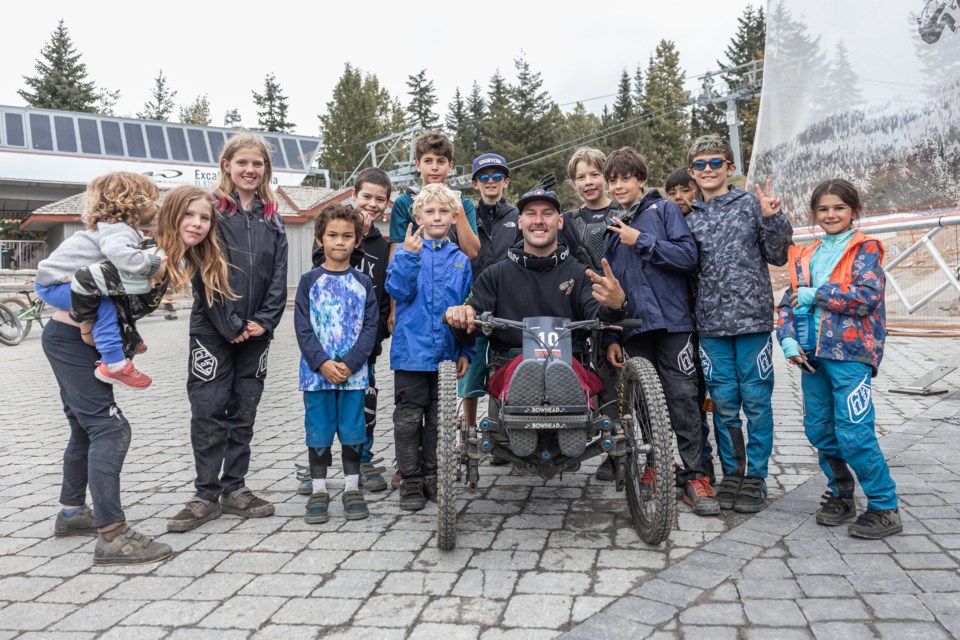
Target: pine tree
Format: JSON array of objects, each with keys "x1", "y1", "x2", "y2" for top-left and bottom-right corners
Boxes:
[
  {"x1": 180, "y1": 94, "x2": 212, "y2": 125},
  {"x1": 558, "y1": 102, "x2": 602, "y2": 207},
  {"x1": 445, "y1": 87, "x2": 473, "y2": 167},
  {"x1": 719, "y1": 3, "x2": 766, "y2": 170},
  {"x1": 822, "y1": 41, "x2": 863, "y2": 115},
  {"x1": 482, "y1": 70, "x2": 513, "y2": 160},
  {"x1": 19, "y1": 20, "x2": 99, "y2": 112},
  {"x1": 95, "y1": 88, "x2": 121, "y2": 116},
  {"x1": 641, "y1": 40, "x2": 691, "y2": 184},
  {"x1": 223, "y1": 108, "x2": 242, "y2": 128},
  {"x1": 138, "y1": 70, "x2": 178, "y2": 121},
  {"x1": 606, "y1": 69, "x2": 637, "y2": 150},
  {"x1": 406, "y1": 68, "x2": 439, "y2": 129},
  {"x1": 318, "y1": 63, "x2": 400, "y2": 175},
  {"x1": 252, "y1": 73, "x2": 295, "y2": 132}
]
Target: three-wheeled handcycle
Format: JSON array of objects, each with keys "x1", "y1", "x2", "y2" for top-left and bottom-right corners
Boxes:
[{"x1": 436, "y1": 312, "x2": 675, "y2": 550}]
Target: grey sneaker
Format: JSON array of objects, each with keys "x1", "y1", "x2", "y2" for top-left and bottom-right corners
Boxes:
[
  {"x1": 220, "y1": 488, "x2": 275, "y2": 518},
  {"x1": 167, "y1": 498, "x2": 222, "y2": 532},
  {"x1": 848, "y1": 508, "x2": 903, "y2": 539},
  {"x1": 683, "y1": 477, "x2": 721, "y2": 516},
  {"x1": 360, "y1": 459, "x2": 388, "y2": 492},
  {"x1": 295, "y1": 464, "x2": 312, "y2": 495},
  {"x1": 93, "y1": 526, "x2": 172, "y2": 566},
  {"x1": 815, "y1": 491, "x2": 857, "y2": 526},
  {"x1": 54, "y1": 506, "x2": 98, "y2": 537}
]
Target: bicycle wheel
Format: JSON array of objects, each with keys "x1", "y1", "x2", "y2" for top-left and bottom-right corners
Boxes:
[
  {"x1": 0, "y1": 303, "x2": 24, "y2": 346},
  {"x1": 620, "y1": 356, "x2": 675, "y2": 545},
  {"x1": 436, "y1": 359, "x2": 459, "y2": 551},
  {"x1": 1, "y1": 297, "x2": 31, "y2": 339}
]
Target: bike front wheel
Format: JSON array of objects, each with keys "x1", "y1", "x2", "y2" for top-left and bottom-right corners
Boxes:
[
  {"x1": 0, "y1": 303, "x2": 24, "y2": 346},
  {"x1": 1, "y1": 297, "x2": 31, "y2": 339}
]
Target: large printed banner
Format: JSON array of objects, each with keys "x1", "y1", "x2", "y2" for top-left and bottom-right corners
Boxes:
[{"x1": 750, "y1": 1, "x2": 960, "y2": 223}]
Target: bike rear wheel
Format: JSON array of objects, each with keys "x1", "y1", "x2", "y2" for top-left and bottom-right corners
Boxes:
[
  {"x1": 436, "y1": 359, "x2": 459, "y2": 551},
  {"x1": 1, "y1": 297, "x2": 31, "y2": 339},
  {"x1": 620, "y1": 356, "x2": 675, "y2": 545},
  {"x1": 0, "y1": 303, "x2": 24, "y2": 346}
]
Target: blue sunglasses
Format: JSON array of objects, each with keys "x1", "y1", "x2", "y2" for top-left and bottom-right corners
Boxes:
[
  {"x1": 477, "y1": 172, "x2": 506, "y2": 183},
  {"x1": 690, "y1": 158, "x2": 730, "y2": 172}
]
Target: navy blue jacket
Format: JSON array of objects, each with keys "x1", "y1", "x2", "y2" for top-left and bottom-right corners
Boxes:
[{"x1": 603, "y1": 190, "x2": 698, "y2": 343}]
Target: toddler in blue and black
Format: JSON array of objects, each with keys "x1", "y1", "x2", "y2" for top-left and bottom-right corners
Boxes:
[{"x1": 294, "y1": 208, "x2": 379, "y2": 524}]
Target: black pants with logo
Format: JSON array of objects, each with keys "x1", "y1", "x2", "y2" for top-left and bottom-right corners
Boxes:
[
  {"x1": 187, "y1": 333, "x2": 271, "y2": 502},
  {"x1": 623, "y1": 329, "x2": 703, "y2": 483},
  {"x1": 392, "y1": 370, "x2": 439, "y2": 479}
]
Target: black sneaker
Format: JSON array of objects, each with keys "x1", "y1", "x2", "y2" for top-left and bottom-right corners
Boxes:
[
  {"x1": 848, "y1": 508, "x2": 902, "y2": 539},
  {"x1": 715, "y1": 475, "x2": 742, "y2": 510},
  {"x1": 815, "y1": 491, "x2": 856, "y2": 526},
  {"x1": 595, "y1": 455, "x2": 614, "y2": 481},
  {"x1": 167, "y1": 497, "x2": 222, "y2": 532},
  {"x1": 734, "y1": 476, "x2": 767, "y2": 513},
  {"x1": 94, "y1": 526, "x2": 172, "y2": 566},
  {"x1": 54, "y1": 506, "x2": 97, "y2": 537},
  {"x1": 423, "y1": 474, "x2": 438, "y2": 503},
  {"x1": 220, "y1": 488, "x2": 275, "y2": 518},
  {"x1": 399, "y1": 478, "x2": 426, "y2": 511}
]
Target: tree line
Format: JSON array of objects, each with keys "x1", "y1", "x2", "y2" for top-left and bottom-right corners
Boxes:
[{"x1": 18, "y1": 8, "x2": 766, "y2": 196}]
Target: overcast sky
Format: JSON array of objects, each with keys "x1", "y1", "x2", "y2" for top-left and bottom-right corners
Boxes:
[{"x1": 2, "y1": 0, "x2": 759, "y2": 137}]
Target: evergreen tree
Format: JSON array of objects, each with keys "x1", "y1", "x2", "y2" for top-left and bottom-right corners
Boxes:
[
  {"x1": 223, "y1": 108, "x2": 242, "y2": 128},
  {"x1": 180, "y1": 94, "x2": 212, "y2": 125},
  {"x1": 641, "y1": 40, "x2": 691, "y2": 184},
  {"x1": 253, "y1": 73, "x2": 295, "y2": 132},
  {"x1": 406, "y1": 68, "x2": 439, "y2": 129},
  {"x1": 606, "y1": 69, "x2": 637, "y2": 150},
  {"x1": 445, "y1": 87, "x2": 472, "y2": 167},
  {"x1": 95, "y1": 88, "x2": 121, "y2": 116},
  {"x1": 19, "y1": 20, "x2": 99, "y2": 112},
  {"x1": 822, "y1": 41, "x2": 863, "y2": 114},
  {"x1": 465, "y1": 81, "x2": 487, "y2": 153},
  {"x1": 480, "y1": 69, "x2": 513, "y2": 161},
  {"x1": 138, "y1": 70, "x2": 178, "y2": 121},
  {"x1": 719, "y1": 3, "x2": 766, "y2": 169},
  {"x1": 318, "y1": 63, "x2": 400, "y2": 175},
  {"x1": 558, "y1": 102, "x2": 602, "y2": 208}
]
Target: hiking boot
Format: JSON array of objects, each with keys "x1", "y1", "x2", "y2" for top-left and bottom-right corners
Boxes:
[
  {"x1": 304, "y1": 492, "x2": 330, "y2": 524},
  {"x1": 596, "y1": 455, "x2": 614, "y2": 481},
  {"x1": 815, "y1": 491, "x2": 857, "y2": 526},
  {"x1": 295, "y1": 464, "x2": 312, "y2": 495},
  {"x1": 399, "y1": 478, "x2": 426, "y2": 511},
  {"x1": 342, "y1": 490, "x2": 369, "y2": 520},
  {"x1": 734, "y1": 476, "x2": 768, "y2": 513},
  {"x1": 640, "y1": 466, "x2": 656, "y2": 501},
  {"x1": 94, "y1": 360, "x2": 152, "y2": 390},
  {"x1": 423, "y1": 474, "x2": 438, "y2": 503},
  {"x1": 684, "y1": 477, "x2": 721, "y2": 516},
  {"x1": 391, "y1": 470, "x2": 402, "y2": 490},
  {"x1": 54, "y1": 506, "x2": 97, "y2": 537},
  {"x1": 220, "y1": 488, "x2": 275, "y2": 518},
  {"x1": 360, "y1": 458, "x2": 388, "y2": 492},
  {"x1": 93, "y1": 526, "x2": 172, "y2": 566},
  {"x1": 167, "y1": 497, "x2": 222, "y2": 532},
  {"x1": 715, "y1": 475, "x2": 742, "y2": 510},
  {"x1": 848, "y1": 508, "x2": 902, "y2": 539}
]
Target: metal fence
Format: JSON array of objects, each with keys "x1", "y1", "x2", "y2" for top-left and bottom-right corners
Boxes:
[
  {"x1": 0, "y1": 240, "x2": 46, "y2": 270},
  {"x1": 770, "y1": 212, "x2": 960, "y2": 331}
]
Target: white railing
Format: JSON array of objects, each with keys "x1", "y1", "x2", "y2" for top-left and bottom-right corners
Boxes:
[{"x1": 0, "y1": 240, "x2": 46, "y2": 270}]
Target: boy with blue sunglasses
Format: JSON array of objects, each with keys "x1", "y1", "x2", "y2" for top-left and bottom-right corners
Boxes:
[{"x1": 684, "y1": 135, "x2": 793, "y2": 514}]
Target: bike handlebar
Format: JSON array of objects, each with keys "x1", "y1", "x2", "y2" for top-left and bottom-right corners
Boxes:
[{"x1": 443, "y1": 311, "x2": 641, "y2": 333}]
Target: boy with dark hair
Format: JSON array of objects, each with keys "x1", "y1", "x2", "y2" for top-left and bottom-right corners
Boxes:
[
  {"x1": 387, "y1": 184, "x2": 475, "y2": 511},
  {"x1": 684, "y1": 135, "x2": 792, "y2": 513},
  {"x1": 299, "y1": 167, "x2": 393, "y2": 494},
  {"x1": 295, "y1": 204, "x2": 379, "y2": 523},
  {"x1": 601, "y1": 147, "x2": 718, "y2": 516},
  {"x1": 458, "y1": 153, "x2": 521, "y2": 436}
]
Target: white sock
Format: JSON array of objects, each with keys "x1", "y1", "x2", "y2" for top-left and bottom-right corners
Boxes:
[
  {"x1": 312, "y1": 478, "x2": 327, "y2": 493},
  {"x1": 106, "y1": 359, "x2": 127, "y2": 372},
  {"x1": 345, "y1": 474, "x2": 360, "y2": 491}
]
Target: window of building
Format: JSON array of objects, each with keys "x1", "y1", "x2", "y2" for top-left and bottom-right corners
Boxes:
[
  {"x1": 29, "y1": 114, "x2": 53, "y2": 151},
  {"x1": 78, "y1": 118, "x2": 101, "y2": 155},
  {"x1": 54, "y1": 116, "x2": 78, "y2": 153},
  {"x1": 102, "y1": 121, "x2": 124, "y2": 156},
  {"x1": 145, "y1": 124, "x2": 168, "y2": 159},
  {"x1": 123, "y1": 123, "x2": 147, "y2": 158}
]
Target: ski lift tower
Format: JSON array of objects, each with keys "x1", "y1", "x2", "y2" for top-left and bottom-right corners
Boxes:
[{"x1": 693, "y1": 60, "x2": 763, "y2": 176}]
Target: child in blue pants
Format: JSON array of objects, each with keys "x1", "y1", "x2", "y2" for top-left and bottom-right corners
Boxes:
[{"x1": 777, "y1": 179, "x2": 900, "y2": 539}]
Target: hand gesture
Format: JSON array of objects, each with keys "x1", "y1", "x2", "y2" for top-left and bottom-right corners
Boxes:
[
  {"x1": 403, "y1": 223, "x2": 424, "y2": 253},
  {"x1": 606, "y1": 216, "x2": 641, "y2": 246},
  {"x1": 444, "y1": 305, "x2": 476, "y2": 334},
  {"x1": 755, "y1": 179, "x2": 782, "y2": 217},
  {"x1": 538, "y1": 173, "x2": 557, "y2": 191},
  {"x1": 585, "y1": 259, "x2": 626, "y2": 309},
  {"x1": 456, "y1": 356, "x2": 469, "y2": 379},
  {"x1": 607, "y1": 343, "x2": 625, "y2": 369}
]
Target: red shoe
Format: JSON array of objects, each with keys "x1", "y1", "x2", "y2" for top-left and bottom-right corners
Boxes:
[
  {"x1": 95, "y1": 361, "x2": 152, "y2": 389},
  {"x1": 135, "y1": 343, "x2": 148, "y2": 354}
]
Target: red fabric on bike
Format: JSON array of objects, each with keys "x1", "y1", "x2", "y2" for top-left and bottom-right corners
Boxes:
[{"x1": 487, "y1": 355, "x2": 602, "y2": 401}]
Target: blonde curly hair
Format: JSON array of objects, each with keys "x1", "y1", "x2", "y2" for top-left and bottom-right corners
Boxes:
[{"x1": 82, "y1": 172, "x2": 160, "y2": 231}]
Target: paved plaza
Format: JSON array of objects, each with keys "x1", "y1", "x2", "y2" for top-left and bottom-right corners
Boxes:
[{"x1": 0, "y1": 312, "x2": 958, "y2": 639}]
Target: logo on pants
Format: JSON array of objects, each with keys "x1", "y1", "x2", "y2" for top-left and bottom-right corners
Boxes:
[
  {"x1": 699, "y1": 346, "x2": 713, "y2": 382},
  {"x1": 756, "y1": 337, "x2": 773, "y2": 380},
  {"x1": 678, "y1": 336, "x2": 696, "y2": 376},
  {"x1": 191, "y1": 340, "x2": 217, "y2": 382},
  {"x1": 257, "y1": 346, "x2": 269, "y2": 378},
  {"x1": 847, "y1": 373, "x2": 872, "y2": 423}
]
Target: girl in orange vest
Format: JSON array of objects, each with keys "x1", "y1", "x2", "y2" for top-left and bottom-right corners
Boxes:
[{"x1": 776, "y1": 178, "x2": 900, "y2": 539}]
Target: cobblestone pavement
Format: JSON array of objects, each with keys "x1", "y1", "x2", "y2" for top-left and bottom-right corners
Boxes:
[{"x1": 0, "y1": 313, "x2": 957, "y2": 639}]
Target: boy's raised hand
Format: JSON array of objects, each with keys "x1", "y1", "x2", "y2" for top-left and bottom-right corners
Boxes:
[
  {"x1": 607, "y1": 216, "x2": 641, "y2": 246},
  {"x1": 403, "y1": 223, "x2": 424, "y2": 253},
  {"x1": 585, "y1": 259, "x2": 627, "y2": 309},
  {"x1": 755, "y1": 179, "x2": 783, "y2": 217}
]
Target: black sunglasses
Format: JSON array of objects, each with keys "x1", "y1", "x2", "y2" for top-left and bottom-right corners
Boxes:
[
  {"x1": 477, "y1": 172, "x2": 506, "y2": 183},
  {"x1": 690, "y1": 158, "x2": 730, "y2": 172}
]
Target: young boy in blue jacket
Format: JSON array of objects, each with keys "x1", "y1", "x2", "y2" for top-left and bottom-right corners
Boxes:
[
  {"x1": 602, "y1": 148, "x2": 719, "y2": 517},
  {"x1": 386, "y1": 184, "x2": 475, "y2": 511},
  {"x1": 684, "y1": 135, "x2": 792, "y2": 514}
]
